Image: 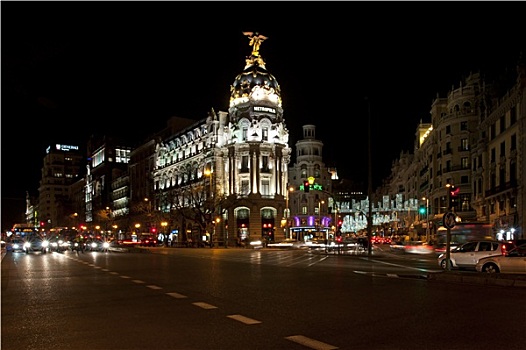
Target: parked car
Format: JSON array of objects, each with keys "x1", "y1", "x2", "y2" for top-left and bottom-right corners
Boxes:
[
  {"x1": 267, "y1": 238, "x2": 309, "y2": 249},
  {"x1": 475, "y1": 243, "x2": 526, "y2": 274},
  {"x1": 438, "y1": 240, "x2": 515, "y2": 270}
]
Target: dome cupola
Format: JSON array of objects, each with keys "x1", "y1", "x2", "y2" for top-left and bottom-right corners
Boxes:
[{"x1": 229, "y1": 32, "x2": 282, "y2": 108}]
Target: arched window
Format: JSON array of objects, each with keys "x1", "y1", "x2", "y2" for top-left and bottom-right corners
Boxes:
[{"x1": 301, "y1": 165, "x2": 307, "y2": 178}]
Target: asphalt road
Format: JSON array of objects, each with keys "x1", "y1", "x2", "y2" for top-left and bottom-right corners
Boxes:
[{"x1": 3, "y1": 247, "x2": 526, "y2": 350}]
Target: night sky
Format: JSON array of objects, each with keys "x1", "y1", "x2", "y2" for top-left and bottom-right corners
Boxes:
[{"x1": 2, "y1": 2, "x2": 525, "y2": 223}]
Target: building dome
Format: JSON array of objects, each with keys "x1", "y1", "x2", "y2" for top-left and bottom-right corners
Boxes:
[{"x1": 229, "y1": 32, "x2": 282, "y2": 108}]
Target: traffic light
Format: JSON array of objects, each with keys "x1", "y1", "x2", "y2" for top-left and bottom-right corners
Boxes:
[
  {"x1": 448, "y1": 185, "x2": 460, "y2": 210},
  {"x1": 303, "y1": 180, "x2": 310, "y2": 192},
  {"x1": 419, "y1": 205, "x2": 426, "y2": 215}
]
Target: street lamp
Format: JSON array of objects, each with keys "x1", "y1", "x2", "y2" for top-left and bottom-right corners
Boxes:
[
  {"x1": 161, "y1": 221, "x2": 168, "y2": 246},
  {"x1": 134, "y1": 223, "x2": 140, "y2": 242},
  {"x1": 318, "y1": 200, "x2": 325, "y2": 239},
  {"x1": 204, "y1": 168, "x2": 213, "y2": 199},
  {"x1": 204, "y1": 168, "x2": 214, "y2": 246},
  {"x1": 213, "y1": 217, "x2": 220, "y2": 247},
  {"x1": 286, "y1": 186, "x2": 293, "y2": 239},
  {"x1": 422, "y1": 197, "x2": 430, "y2": 242}
]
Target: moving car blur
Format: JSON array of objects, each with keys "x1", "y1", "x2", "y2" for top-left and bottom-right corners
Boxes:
[
  {"x1": 7, "y1": 238, "x2": 25, "y2": 252},
  {"x1": 389, "y1": 240, "x2": 434, "y2": 254},
  {"x1": 267, "y1": 238, "x2": 309, "y2": 249}
]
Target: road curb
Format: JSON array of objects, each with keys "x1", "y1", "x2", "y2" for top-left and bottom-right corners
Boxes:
[{"x1": 427, "y1": 271, "x2": 526, "y2": 288}]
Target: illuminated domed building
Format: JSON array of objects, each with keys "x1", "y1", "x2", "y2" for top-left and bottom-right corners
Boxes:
[{"x1": 152, "y1": 32, "x2": 291, "y2": 246}]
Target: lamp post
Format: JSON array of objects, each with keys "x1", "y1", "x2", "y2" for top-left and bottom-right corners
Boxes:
[
  {"x1": 365, "y1": 96, "x2": 373, "y2": 257},
  {"x1": 422, "y1": 197, "x2": 430, "y2": 242},
  {"x1": 319, "y1": 200, "x2": 325, "y2": 240},
  {"x1": 112, "y1": 224, "x2": 118, "y2": 240},
  {"x1": 134, "y1": 223, "x2": 140, "y2": 242},
  {"x1": 204, "y1": 168, "x2": 213, "y2": 198},
  {"x1": 204, "y1": 168, "x2": 214, "y2": 246},
  {"x1": 445, "y1": 184, "x2": 452, "y2": 271},
  {"x1": 161, "y1": 221, "x2": 168, "y2": 246},
  {"x1": 286, "y1": 186, "x2": 293, "y2": 239},
  {"x1": 144, "y1": 197, "x2": 152, "y2": 234}
]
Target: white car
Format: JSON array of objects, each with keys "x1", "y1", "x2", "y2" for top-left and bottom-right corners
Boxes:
[
  {"x1": 437, "y1": 240, "x2": 513, "y2": 270},
  {"x1": 475, "y1": 243, "x2": 526, "y2": 274}
]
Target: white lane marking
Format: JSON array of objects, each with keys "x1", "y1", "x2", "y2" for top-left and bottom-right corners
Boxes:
[
  {"x1": 166, "y1": 292, "x2": 187, "y2": 299},
  {"x1": 285, "y1": 335, "x2": 339, "y2": 350},
  {"x1": 146, "y1": 285, "x2": 162, "y2": 290},
  {"x1": 193, "y1": 302, "x2": 218, "y2": 310},
  {"x1": 308, "y1": 255, "x2": 329, "y2": 266},
  {"x1": 109, "y1": 272, "x2": 119, "y2": 275},
  {"x1": 132, "y1": 280, "x2": 145, "y2": 284},
  {"x1": 120, "y1": 275, "x2": 131, "y2": 279},
  {"x1": 101, "y1": 268, "x2": 109, "y2": 271},
  {"x1": 226, "y1": 314, "x2": 261, "y2": 325},
  {"x1": 361, "y1": 258, "x2": 431, "y2": 272}
]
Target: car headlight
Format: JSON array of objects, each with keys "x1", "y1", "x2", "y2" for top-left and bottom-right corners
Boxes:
[
  {"x1": 91, "y1": 242, "x2": 98, "y2": 248},
  {"x1": 24, "y1": 242, "x2": 31, "y2": 248},
  {"x1": 13, "y1": 243, "x2": 21, "y2": 249},
  {"x1": 102, "y1": 242, "x2": 110, "y2": 248},
  {"x1": 41, "y1": 240, "x2": 49, "y2": 248},
  {"x1": 250, "y1": 240, "x2": 262, "y2": 245}
]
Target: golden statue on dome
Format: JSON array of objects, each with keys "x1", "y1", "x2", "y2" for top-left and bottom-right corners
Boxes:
[{"x1": 243, "y1": 31, "x2": 268, "y2": 57}]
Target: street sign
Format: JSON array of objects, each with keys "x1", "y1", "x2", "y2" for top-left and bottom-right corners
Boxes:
[{"x1": 443, "y1": 212, "x2": 456, "y2": 229}]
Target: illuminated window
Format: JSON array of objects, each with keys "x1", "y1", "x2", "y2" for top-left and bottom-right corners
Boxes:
[
  {"x1": 261, "y1": 179, "x2": 269, "y2": 195},
  {"x1": 92, "y1": 148, "x2": 105, "y2": 168}
]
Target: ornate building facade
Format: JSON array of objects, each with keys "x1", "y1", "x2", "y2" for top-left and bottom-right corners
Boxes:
[{"x1": 151, "y1": 32, "x2": 291, "y2": 246}]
